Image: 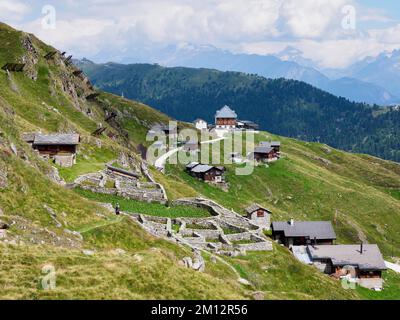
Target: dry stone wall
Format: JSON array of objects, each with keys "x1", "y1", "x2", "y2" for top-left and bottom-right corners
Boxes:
[
  {"x1": 133, "y1": 197, "x2": 273, "y2": 256},
  {"x1": 74, "y1": 167, "x2": 167, "y2": 203}
]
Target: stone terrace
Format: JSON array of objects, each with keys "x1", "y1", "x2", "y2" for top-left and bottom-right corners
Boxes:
[
  {"x1": 131, "y1": 197, "x2": 272, "y2": 256},
  {"x1": 74, "y1": 165, "x2": 167, "y2": 204}
]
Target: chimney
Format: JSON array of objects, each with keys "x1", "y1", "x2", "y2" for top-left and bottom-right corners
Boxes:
[
  {"x1": 360, "y1": 242, "x2": 363, "y2": 254},
  {"x1": 289, "y1": 218, "x2": 294, "y2": 226}
]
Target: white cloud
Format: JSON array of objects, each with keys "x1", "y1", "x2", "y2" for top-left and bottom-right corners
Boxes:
[
  {"x1": 5, "y1": 0, "x2": 400, "y2": 68},
  {"x1": 0, "y1": 0, "x2": 30, "y2": 21},
  {"x1": 368, "y1": 24, "x2": 400, "y2": 44},
  {"x1": 280, "y1": 0, "x2": 352, "y2": 38},
  {"x1": 24, "y1": 18, "x2": 114, "y2": 55}
]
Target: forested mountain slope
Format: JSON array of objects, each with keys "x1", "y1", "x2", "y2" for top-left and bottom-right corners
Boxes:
[{"x1": 78, "y1": 61, "x2": 400, "y2": 162}]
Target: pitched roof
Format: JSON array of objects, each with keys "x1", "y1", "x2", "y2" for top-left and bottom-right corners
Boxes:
[
  {"x1": 307, "y1": 244, "x2": 387, "y2": 270},
  {"x1": 245, "y1": 203, "x2": 272, "y2": 214},
  {"x1": 186, "y1": 162, "x2": 200, "y2": 170},
  {"x1": 150, "y1": 123, "x2": 177, "y2": 132},
  {"x1": 194, "y1": 119, "x2": 206, "y2": 123},
  {"x1": 259, "y1": 141, "x2": 271, "y2": 147},
  {"x1": 215, "y1": 105, "x2": 237, "y2": 119},
  {"x1": 254, "y1": 146, "x2": 274, "y2": 154},
  {"x1": 190, "y1": 164, "x2": 215, "y2": 173},
  {"x1": 272, "y1": 221, "x2": 336, "y2": 240},
  {"x1": 33, "y1": 134, "x2": 80, "y2": 146},
  {"x1": 260, "y1": 141, "x2": 281, "y2": 147}
]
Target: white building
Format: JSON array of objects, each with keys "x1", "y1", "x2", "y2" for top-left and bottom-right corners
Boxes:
[
  {"x1": 194, "y1": 119, "x2": 208, "y2": 131},
  {"x1": 215, "y1": 105, "x2": 237, "y2": 130}
]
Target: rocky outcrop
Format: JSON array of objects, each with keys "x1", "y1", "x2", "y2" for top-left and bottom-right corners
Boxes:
[
  {"x1": 0, "y1": 215, "x2": 81, "y2": 248},
  {"x1": 21, "y1": 34, "x2": 39, "y2": 81},
  {"x1": 181, "y1": 250, "x2": 205, "y2": 272},
  {"x1": 46, "y1": 166, "x2": 66, "y2": 186},
  {"x1": 44, "y1": 204, "x2": 63, "y2": 228}
]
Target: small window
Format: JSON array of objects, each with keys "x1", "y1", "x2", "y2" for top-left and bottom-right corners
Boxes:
[{"x1": 257, "y1": 210, "x2": 265, "y2": 218}]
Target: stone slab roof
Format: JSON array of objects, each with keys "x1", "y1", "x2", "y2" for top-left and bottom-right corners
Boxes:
[
  {"x1": 33, "y1": 133, "x2": 80, "y2": 146},
  {"x1": 215, "y1": 105, "x2": 237, "y2": 119},
  {"x1": 254, "y1": 146, "x2": 274, "y2": 154},
  {"x1": 272, "y1": 221, "x2": 336, "y2": 240},
  {"x1": 190, "y1": 164, "x2": 215, "y2": 173},
  {"x1": 307, "y1": 244, "x2": 387, "y2": 271},
  {"x1": 186, "y1": 162, "x2": 200, "y2": 170},
  {"x1": 245, "y1": 203, "x2": 272, "y2": 214},
  {"x1": 260, "y1": 141, "x2": 281, "y2": 147}
]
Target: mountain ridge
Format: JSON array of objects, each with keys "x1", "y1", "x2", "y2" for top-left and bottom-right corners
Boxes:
[
  {"x1": 77, "y1": 60, "x2": 400, "y2": 162},
  {"x1": 95, "y1": 43, "x2": 398, "y2": 105}
]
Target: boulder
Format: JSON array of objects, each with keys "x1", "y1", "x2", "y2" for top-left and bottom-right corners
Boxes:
[
  {"x1": 10, "y1": 143, "x2": 18, "y2": 155},
  {"x1": 181, "y1": 251, "x2": 205, "y2": 272},
  {"x1": 192, "y1": 251, "x2": 205, "y2": 272},
  {"x1": 82, "y1": 249, "x2": 96, "y2": 256},
  {"x1": 238, "y1": 278, "x2": 251, "y2": 286}
]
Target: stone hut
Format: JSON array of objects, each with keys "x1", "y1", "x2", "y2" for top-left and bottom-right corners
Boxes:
[
  {"x1": 32, "y1": 133, "x2": 80, "y2": 167},
  {"x1": 244, "y1": 203, "x2": 272, "y2": 229}
]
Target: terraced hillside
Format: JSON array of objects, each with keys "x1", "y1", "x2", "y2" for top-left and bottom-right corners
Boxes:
[
  {"x1": 0, "y1": 22, "x2": 399, "y2": 299},
  {"x1": 158, "y1": 132, "x2": 400, "y2": 256}
]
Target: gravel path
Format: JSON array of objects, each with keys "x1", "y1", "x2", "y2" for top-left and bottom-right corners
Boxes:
[
  {"x1": 154, "y1": 136, "x2": 227, "y2": 171},
  {"x1": 385, "y1": 261, "x2": 400, "y2": 273}
]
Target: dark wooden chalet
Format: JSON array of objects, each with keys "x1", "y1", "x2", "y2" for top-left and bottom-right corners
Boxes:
[
  {"x1": 252, "y1": 146, "x2": 276, "y2": 162},
  {"x1": 32, "y1": 133, "x2": 80, "y2": 167},
  {"x1": 260, "y1": 141, "x2": 281, "y2": 153},
  {"x1": 186, "y1": 163, "x2": 225, "y2": 183},
  {"x1": 307, "y1": 244, "x2": 387, "y2": 290},
  {"x1": 271, "y1": 220, "x2": 336, "y2": 247},
  {"x1": 270, "y1": 141, "x2": 281, "y2": 153}
]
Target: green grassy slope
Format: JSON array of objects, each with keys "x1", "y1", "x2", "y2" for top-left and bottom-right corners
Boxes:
[{"x1": 0, "y1": 23, "x2": 246, "y2": 300}]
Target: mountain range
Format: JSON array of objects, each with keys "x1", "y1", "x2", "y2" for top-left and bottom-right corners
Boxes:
[{"x1": 93, "y1": 43, "x2": 400, "y2": 105}]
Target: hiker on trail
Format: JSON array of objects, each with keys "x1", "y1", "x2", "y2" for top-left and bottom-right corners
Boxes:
[{"x1": 115, "y1": 203, "x2": 120, "y2": 215}]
